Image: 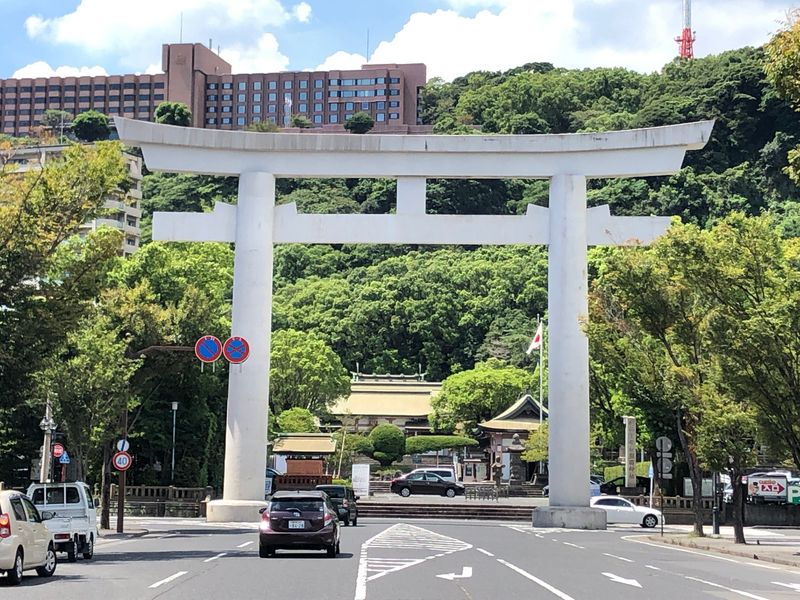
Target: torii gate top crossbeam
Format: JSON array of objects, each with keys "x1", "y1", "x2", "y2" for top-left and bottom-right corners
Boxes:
[{"x1": 114, "y1": 118, "x2": 713, "y2": 179}]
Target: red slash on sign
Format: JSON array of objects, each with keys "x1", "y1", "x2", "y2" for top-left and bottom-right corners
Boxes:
[{"x1": 223, "y1": 336, "x2": 250, "y2": 364}]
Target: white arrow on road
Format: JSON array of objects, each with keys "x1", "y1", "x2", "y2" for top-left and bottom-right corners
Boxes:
[
  {"x1": 602, "y1": 572, "x2": 642, "y2": 588},
  {"x1": 773, "y1": 582, "x2": 800, "y2": 591},
  {"x1": 437, "y1": 566, "x2": 473, "y2": 581}
]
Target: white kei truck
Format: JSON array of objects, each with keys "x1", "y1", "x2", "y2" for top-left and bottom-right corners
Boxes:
[{"x1": 26, "y1": 482, "x2": 97, "y2": 562}]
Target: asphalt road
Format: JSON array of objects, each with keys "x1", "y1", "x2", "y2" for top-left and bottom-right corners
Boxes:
[{"x1": 5, "y1": 517, "x2": 800, "y2": 599}]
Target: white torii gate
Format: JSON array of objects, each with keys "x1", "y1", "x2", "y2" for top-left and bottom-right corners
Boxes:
[{"x1": 115, "y1": 117, "x2": 712, "y2": 527}]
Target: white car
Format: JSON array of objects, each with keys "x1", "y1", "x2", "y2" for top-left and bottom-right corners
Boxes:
[
  {"x1": 406, "y1": 467, "x2": 457, "y2": 483},
  {"x1": 27, "y1": 482, "x2": 97, "y2": 561},
  {"x1": 0, "y1": 490, "x2": 57, "y2": 585},
  {"x1": 591, "y1": 496, "x2": 663, "y2": 528},
  {"x1": 543, "y1": 480, "x2": 601, "y2": 497}
]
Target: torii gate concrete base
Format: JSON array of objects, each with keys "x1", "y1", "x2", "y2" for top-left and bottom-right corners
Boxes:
[{"x1": 115, "y1": 117, "x2": 712, "y2": 526}]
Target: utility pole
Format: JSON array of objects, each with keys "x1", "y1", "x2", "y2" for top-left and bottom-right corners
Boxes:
[
  {"x1": 38, "y1": 396, "x2": 57, "y2": 483},
  {"x1": 171, "y1": 402, "x2": 179, "y2": 482},
  {"x1": 116, "y1": 406, "x2": 127, "y2": 534}
]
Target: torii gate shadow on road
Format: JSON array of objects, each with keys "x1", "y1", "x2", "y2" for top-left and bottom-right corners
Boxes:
[{"x1": 115, "y1": 117, "x2": 713, "y2": 526}]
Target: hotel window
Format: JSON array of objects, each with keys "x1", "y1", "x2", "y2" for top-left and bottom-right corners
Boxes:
[
  {"x1": 238, "y1": 82, "x2": 246, "y2": 90},
  {"x1": 123, "y1": 94, "x2": 135, "y2": 101},
  {"x1": 64, "y1": 85, "x2": 76, "y2": 92},
  {"x1": 268, "y1": 105, "x2": 276, "y2": 113},
  {"x1": 222, "y1": 106, "x2": 231, "y2": 113},
  {"x1": 389, "y1": 89, "x2": 400, "y2": 96},
  {"x1": 298, "y1": 103, "x2": 307, "y2": 112},
  {"x1": 389, "y1": 100, "x2": 399, "y2": 107},
  {"x1": 80, "y1": 96, "x2": 92, "y2": 102},
  {"x1": 235, "y1": 105, "x2": 244, "y2": 114},
  {"x1": 361, "y1": 102, "x2": 369, "y2": 110},
  {"x1": 207, "y1": 106, "x2": 216, "y2": 113},
  {"x1": 313, "y1": 114, "x2": 321, "y2": 123},
  {"x1": 345, "y1": 113, "x2": 353, "y2": 120},
  {"x1": 328, "y1": 103, "x2": 338, "y2": 111},
  {"x1": 207, "y1": 83, "x2": 218, "y2": 90},
  {"x1": 341, "y1": 90, "x2": 354, "y2": 98},
  {"x1": 329, "y1": 115, "x2": 338, "y2": 124},
  {"x1": 237, "y1": 116, "x2": 245, "y2": 125},
  {"x1": 389, "y1": 113, "x2": 400, "y2": 119},
  {"x1": 138, "y1": 94, "x2": 149, "y2": 101},
  {"x1": 314, "y1": 103, "x2": 322, "y2": 112},
  {"x1": 299, "y1": 92, "x2": 307, "y2": 100},
  {"x1": 253, "y1": 116, "x2": 261, "y2": 123},
  {"x1": 123, "y1": 106, "x2": 134, "y2": 113},
  {"x1": 20, "y1": 86, "x2": 32, "y2": 92},
  {"x1": 123, "y1": 83, "x2": 135, "y2": 89},
  {"x1": 268, "y1": 93, "x2": 276, "y2": 101},
  {"x1": 154, "y1": 94, "x2": 165, "y2": 100},
  {"x1": 223, "y1": 82, "x2": 232, "y2": 89},
  {"x1": 284, "y1": 92, "x2": 291, "y2": 102},
  {"x1": 253, "y1": 93, "x2": 261, "y2": 102},
  {"x1": 48, "y1": 85, "x2": 60, "y2": 92},
  {"x1": 109, "y1": 107, "x2": 119, "y2": 113},
  {"x1": 253, "y1": 81, "x2": 262, "y2": 90},
  {"x1": 79, "y1": 84, "x2": 91, "y2": 91},
  {"x1": 283, "y1": 81, "x2": 292, "y2": 89},
  {"x1": 207, "y1": 94, "x2": 217, "y2": 101},
  {"x1": 342, "y1": 79, "x2": 355, "y2": 85},
  {"x1": 222, "y1": 117, "x2": 231, "y2": 124},
  {"x1": 345, "y1": 102, "x2": 354, "y2": 111},
  {"x1": 94, "y1": 96, "x2": 105, "y2": 102},
  {"x1": 299, "y1": 80, "x2": 308, "y2": 89},
  {"x1": 237, "y1": 94, "x2": 245, "y2": 102},
  {"x1": 389, "y1": 77, "x2": 400, "y2": 83},
  {"x1": 377, "y1": 77, "x2": 386, "y2": 84},
  {"x1": 376, "y1": 113, "x2": 386, "y2": 122},
  {"x1": 314, "y1": 79, "x2": 323, "y2": 88},
  {"x1": 376, "y1": 101, "x2": 385, "y2": 109},
  {"x1": 139, "y1": 83, "x2": 150, "y2": 89},
  {"x1": 357, "y1": 78, "x2": 373, "y2": 85},
  {"x1": 109, "y1": 84, "x2": 120, "y2": 90},
  {"x1": 154, "y1": 82, "x2": 165, "y2": 89},
  {"x1": 314, "y1": 91, "x2": 322, "y2": 100},
  {"x1": 328, "y1": 91, "x2": 339, "y2": 98},
  {"x1": 109, "y1": 95, "x2": 120, "y2": 102},
  {"x1": 222, "y1": 94, "x2": 232, "y2": 101},
  {"x1": 253, "y1": 105, "x2": 261, "y2": 113},
  {"x1": 268, "y1": 81, "x2": 277, "y2": 89},
  {"x1": 269, "y1": 116, "x2": 276, "y2": 123}
]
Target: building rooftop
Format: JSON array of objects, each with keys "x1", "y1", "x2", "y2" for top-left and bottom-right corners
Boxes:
[
  {"x1": 330, "y1": 380, "x2": 440, "y2": 418},
  {"x1": 479, "y1": 394, "x2": 547, "y2": 432},
  {"x1": 272, "y1": 433, "x2": 337, "y2": 455}
]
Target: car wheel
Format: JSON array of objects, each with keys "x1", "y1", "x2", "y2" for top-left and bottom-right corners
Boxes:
[
  {"x1": 36, "y1": 545, "x2": 57, "y2": 577},
  {"x1": 400, "y1": 487, "x2": 411, "y2": 497},
  {"x1": 258, "y1": 544, "x2": 273, "y2": 558},
  {"x1": 82, "y1": 535, "x2": 94, "y2": 560},
  {"x1": 7, "y1": 549, "x2": 23, "y2": 585},
  {"x1": 642, "y1": 514, "x2": 658, "y2": 528},
  {"x1": 66, "y1": 537, "x2": 78, "y2": 563},
  {"x1": 445, "y1": 488, "x2": 456, "y2": 498},
  {"x1": 326, "y1": 544, "x2": 337, "y2": 558}
]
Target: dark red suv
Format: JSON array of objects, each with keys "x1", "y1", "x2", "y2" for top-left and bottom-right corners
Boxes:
[{"x1": 258, "y1": 490, "x2": 341, "y2": 558}]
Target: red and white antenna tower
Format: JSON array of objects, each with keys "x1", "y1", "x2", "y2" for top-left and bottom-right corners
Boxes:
[{"x1": 675, "y1": 0, "x2": 695, "y2": 59}]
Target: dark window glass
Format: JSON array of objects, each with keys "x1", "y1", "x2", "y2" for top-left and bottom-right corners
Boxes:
[
  {"x1": 154, "y1": 94, "x2": 164, "y2": 101},
  {"x1": 237, "y1": 116, "x2": 245, "y2": 125},
  {"x1": 154, "y1": 82, "x2": 165, "y2": 89},
  {"x1": 207, "y1": 94, "x2": 217, "y2": 101},
  {"x1": 94, "y1": 96, "x2": 105, "y2": 102},
  {"x1": 124, "y1": 94, "x2": 135, "y2": 101},
  {"x1": 109, "y1": 95, "x2": 120, "y2": 102},
  {"x1": 20, "y1": 86, "x2": 32, "y2": 93},
  {"x1": 299, "y1": 92, "x2": 307, "y2": 100},
  {"x1": 94, "y1": 84, "x2": 106, "y2": 91},
  {"x1": 48, "y1": 85, "x2": 61, "y2": 92},
  {"x1": 79, "y1": 84, "x2": 91, "y2": 91},
  {"x1": 389, "y1": 113, "x2": 399, "y2": 119},
  {"x1": 313, "y1": 114, "x2": 321, "y2": 123},
  {"x1": 206, "y1": 117, "x2": 216, "y2": 124},
  {"x1": 124, "y1": 106, "x2": 134, "y2": 112},
  {"x1": 207, "y1": 83, "x2": 217, "y2": 90},
  {"x1": 123, "y1": 83, "x2": 135, "y2": 89},
  {"x1": 79, "y1": 96, "x2": 91, "y2": 102},
  {"x1": 109, "y1": 84, "x2": 121, "y2": 90},
  {"x1": 139, "y1": 83, "x2": 150, "y2": 89},
  {"x1": 10, "y1": 498, "x2": 26, "y2": 522},
  {"x1": 222, "y1": 117, "x2": 231, "y2": 124},
  {"x1": 222, "y1": 94, "x2": 231, "y2": 101}
]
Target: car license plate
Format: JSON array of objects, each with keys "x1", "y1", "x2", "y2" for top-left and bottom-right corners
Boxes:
[{"x1": 288, "y1": 520, "x2": 305, "y2": 529}]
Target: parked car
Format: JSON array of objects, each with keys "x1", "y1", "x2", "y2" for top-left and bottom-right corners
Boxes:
[
  {"x1": 391, "y1": 472, "x2": 465, "y2": 498},
  {"x1": 543, "y1": 480, "x2": 601, "y2": 497},
  {"x1": 258, "y1": 490, "x2": 340, "y2": 558},
  {"x1": 315, "y1": 484, "x2": 359, "y2": 526},
  {"x1": 590, "y1": 496, "x2": 663, "y2": 528},
  {"x1": 406, "y1": 467, "x2": 457, "y2": 483},
  {"x1": 0, "y1": 490, "x2": 57, "y2": 585},
  {"x1": 27, "y1": 482, "x2": 97, "y2": 562},
  {"x1": 265, "y1": 467, "x2": 283, "y2": 497},
  {"x1": 599, "y1": 476, "x2": 651, "y2": 495}
]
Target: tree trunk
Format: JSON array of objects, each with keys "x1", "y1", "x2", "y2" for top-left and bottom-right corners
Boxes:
[
  {"x1": 731, "y1": 469, "x2": 746, "y2": 544},
  {"x1": 675, "y1": 409, "x2": 704, "y2": 537},
  {"x1": 100, "y1": 443, "x2": 111, "y2": 530}
]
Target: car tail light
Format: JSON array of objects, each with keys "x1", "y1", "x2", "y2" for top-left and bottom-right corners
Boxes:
[
  {"x1": 324, "y1": 512, "x2": 334, "y2": 526},
  {"x1": 54, "y1": 533, "x2": 71, "y2": 541},
  {"x1": 0, "y1": 514, "x2": 10, "y2": 538},
  {"x1": 259, "y1": 511, "x2": 271, "y2": 532}
]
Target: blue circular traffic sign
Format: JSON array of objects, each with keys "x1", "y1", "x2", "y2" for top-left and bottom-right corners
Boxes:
[
  {"x1": 223, "y1": 337, "x2": 250, "y2": 364},
  {"x1": 195, "y1": 335, "x2": 223, "y2": 363}
]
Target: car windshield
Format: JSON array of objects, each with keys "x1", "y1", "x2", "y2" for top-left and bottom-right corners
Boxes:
[{"x1": 270, "y1": 500, "x2": 324, "y2": 512}]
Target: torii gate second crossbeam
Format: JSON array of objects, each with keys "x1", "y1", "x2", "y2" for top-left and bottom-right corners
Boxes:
[{"x1": 115, "y1": 117, "x2": 713, "y2": 527}]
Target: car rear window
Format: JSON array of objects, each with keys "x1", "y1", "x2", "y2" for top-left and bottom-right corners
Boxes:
[
  {"x1": 318, "y1": 487, "x2": 345, "y2": 498},
  {"x1": 31, "y1": 486, "x2": 80, "y2": 505},
  {"x1": 270, "y1": 500, "x2": 324, "y2": 512}
]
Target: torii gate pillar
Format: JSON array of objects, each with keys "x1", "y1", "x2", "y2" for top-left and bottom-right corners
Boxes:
[{"x1": 115, "y1": 117, "x2": 713, "y2": 526}]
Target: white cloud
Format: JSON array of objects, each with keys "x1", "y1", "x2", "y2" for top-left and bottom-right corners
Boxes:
[
  {"x1": 24, "y1": 0, "x2": 307, "y2": 71},
  {"x1": 12, "y1": 61, "x2": 109, "y2": 78},
  {"x1": 220, "y1": 33, "x2": 289, "y2": 73},
  {"x1": 293, "y1": 2, "x2": 312, "y2": 23},
  {"x1": 144, "y1": 63, "x2": 163, "y2": 75},
  {"x1": 315, "y1": 51, "x2": 367, "y2": 72},
  {"x1": 357, "y1": 0, "x2": 787, "y2": 81}
]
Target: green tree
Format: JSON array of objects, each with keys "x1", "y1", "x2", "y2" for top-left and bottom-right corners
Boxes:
[
  {"x1": 364, "y1": 424, "x2": 405, "y2": 466},
  {"x1": 154, "y1": 102, "x2": 192, "y2": 127},
  {"x1": 41, "y1": 109, "x2": 73, "y2": 137},
  {"x1": 269, "y1": 329, "x2": 351, "y2": 414},
  {"x1": 430, "y1": 359, "x2": 531, "y2": 433},
  {"x1": 405, "y1": 435, "x2": 478, "y2": 454},
  {"x1": 276, "y1": 407, "x2": 319, "y2": 433},
  {"x1": 290, "y1": 114, "x2": 313, "y2": 128},
  {"x1": 344, "y1": 111, "x2": 374, "y2": 134},
  {"x1": 244, "y1": 120, "x2": 280, "y2": 132},
  {"x1": 521, "y1": 423, "x2": 548, "y2": 463},
  {"x1": 72, "y1": 110, "x2": 110, "y2": 142}
]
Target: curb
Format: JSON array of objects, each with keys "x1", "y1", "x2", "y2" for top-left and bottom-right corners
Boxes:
[
  {"x1": 99, "y1": 528, "x2": 149, "y2": 540},
  {"x1": 647, "y1": 535, "x2": 800, "y2": 569}
]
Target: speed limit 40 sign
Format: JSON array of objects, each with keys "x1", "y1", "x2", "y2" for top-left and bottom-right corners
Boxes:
[{"x1": 112, "y1": 451, "x2": 132, "y2": 472}]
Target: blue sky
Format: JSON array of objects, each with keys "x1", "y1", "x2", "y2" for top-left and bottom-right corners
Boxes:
[{"x1": 0, "y1": 0, "x2": 792, "y2": 81}]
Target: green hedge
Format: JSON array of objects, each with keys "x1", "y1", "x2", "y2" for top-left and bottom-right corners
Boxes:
[
  {"x1": 405, "y1": 435, "x2": 479, "y2": 454},
  {"x1": 604, "y1": 461, "x2": 651, "y2": 481}
]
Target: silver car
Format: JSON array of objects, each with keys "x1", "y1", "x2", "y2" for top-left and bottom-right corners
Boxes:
[{"x1": 0, "y1": 490, "x2": 57, "y2": 584}]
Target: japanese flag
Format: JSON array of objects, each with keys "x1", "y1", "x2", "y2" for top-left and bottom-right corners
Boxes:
[{"x1": 526, "y1": 322, "x2": 543, "y2": 355}]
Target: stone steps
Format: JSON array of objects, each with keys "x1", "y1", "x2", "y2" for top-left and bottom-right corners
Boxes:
[{"x1": 358, "y1": 502, "x2": 531, "y2": 521}]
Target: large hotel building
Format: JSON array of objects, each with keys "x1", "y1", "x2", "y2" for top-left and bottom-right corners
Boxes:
[{"x1": 0, "y1": 42, "x2": 428, "y2": 137}]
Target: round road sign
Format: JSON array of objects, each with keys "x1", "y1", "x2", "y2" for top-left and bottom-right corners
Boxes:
[
  {"x1": 655, "y1": 436, "x2": 673, "y2": 453},
  {"x1": 52, "y1": 443, "x2": 65, "y2": 458},
  {"x1": 223, "y1": 336, "x2": 250, "y2": 364},
  {"x1": 116, "y1": 439, "x2": 130, "y2": 453},
  {"x1": 112, "y1": 451, "x2": 132, "y2": 472},
  {"x1": 195, "y1": 335, "x2": 223, "y2": 364}
]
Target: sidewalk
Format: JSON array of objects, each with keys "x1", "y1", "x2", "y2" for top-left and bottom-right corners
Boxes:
[{"x1": 646, "y1": 527, "x2": 800, "y2": 568}]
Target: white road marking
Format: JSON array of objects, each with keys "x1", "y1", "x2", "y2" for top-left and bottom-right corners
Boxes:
[
  {"x1": 684, "y1": 575, "x2": 772, "y2": 600},
  {"x1": 477, "y1": 547, "x2": 495, "y2": 557},
  {"x1": 355, "y1": 525, "x2": 396, "y2": 600},
  {"x1": 236, "y1": 541, "x2": 253, "y2": 548},
  {"x1": 645, "y1": 565, "x2": 661, "y2": 571},
  {"x1": 773, "y1": 582, "x2": 800, "y2": 591},
  {"x1": 204, "y1": 553, "x2": 227, "y2": 563},
  {"x1": 562, "y1": 542, "x2": 584, "y2": 549},
  {"x1": 149, "y1": 571, "x2": 188, "y2": 589},
  {"x1": 602, "y1": 572, "x2": 642, "y2": 588},
  {"x1": 602, "y1": 552, "x2": 633, "y2": 563},
  {"x1": 436, "y1": 566, "x2": 472, "y2": 581},
  {"x1": 498, "y1": 559, "x2": 577, "y2": 600}
]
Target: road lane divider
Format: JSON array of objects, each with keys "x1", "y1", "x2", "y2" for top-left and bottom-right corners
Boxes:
[
  {"x1": 149, "y1": 571, "x2": 188, "y2": 589},
  {"x1": 602, "y1": 552, "x2": 634, "y2": 562},
  {"x1": 684, "y1": 575, "x2": 771, "y2": 600},
  {"x1": 237, "y1": 541, "x2": 253, "y2": 548},
  {"x1": 497, "y1": 559, "x2": 577, "y2": 600},
  {"x1": 204, "y1": 552, "x2": 227, "y2": 563},
  {"x1": 476, "y1": 548, "x2": 495, "y2": 557},
  {"x1": 562, "y1": 542, "x2": 584, "y2": 549}
]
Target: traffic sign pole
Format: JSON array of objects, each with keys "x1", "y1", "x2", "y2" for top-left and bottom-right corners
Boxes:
[{"x1": 117, "y1": 409, "x2": 128, "y2": 534}]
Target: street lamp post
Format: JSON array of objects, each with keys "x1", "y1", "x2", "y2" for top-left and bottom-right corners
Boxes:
[
  {"x1": 38, "y1": 396, "x2": 57, "y2": 483},
  {"x1": 171, "y1": 402, "x2": 178, "y2": 483}
]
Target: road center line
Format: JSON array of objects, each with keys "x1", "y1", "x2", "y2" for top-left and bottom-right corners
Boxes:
[
  {"x1": 603, "y1": 552, "x2": 633, "y2": 563},
  {"x1": 204, "y1": 553, "x2": 227, "y2": 563},
  {"x1": 476, "y1": 548, "x2": 495, "y2": 557},
  {"x1": 498, "y1": 559, "x2": 577, "y2": 600},
  {"x1": 563, "y1": 542, "x2": 584, "y2": 549},
  {"x1": 237, "y1": 541, "x2": 253, "y2": 548},
  {"x1": 645, "y1": 565, "x2": 661, "y2": 571},
  {"x1": 149, "y1": 571, "x2": 188, "y2": 589},
  {"x1": 684, "y1": 575, "x2": 771, "y2": 600}
]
